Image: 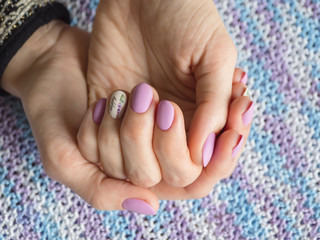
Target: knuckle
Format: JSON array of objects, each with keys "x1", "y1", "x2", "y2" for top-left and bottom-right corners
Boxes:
[
  {"x1": 77, "y1": 130, "x2": 91, "y2": 150},
  {"x1": 163, "y1": 174, "x2": 194, "y2": 188},
  {"x1": 84, "y1": 173, "x2": 113, "y2": 211},
  {"x1": 128, "y1": 170, "x2": 161, "y2": 188},
  {"x1": 102, "y1": 164, "x2": 126, "y2": 180},
  {"x1": 121, "y1": 125, "x2": 145, "y2": 143},
  {"x1": 98, "y1": 131, "x2": 119, "y2": 152}
]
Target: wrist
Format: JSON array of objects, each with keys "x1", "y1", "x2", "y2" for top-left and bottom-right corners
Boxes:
[{"x1": 1, "y1": 20, "x2": 67, "y2": 97}]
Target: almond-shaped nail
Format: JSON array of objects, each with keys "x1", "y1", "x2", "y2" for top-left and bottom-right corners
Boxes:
[
  {"x1": 109, "y1": 90, "x2": 127, "y2": 119},
  {"x1": 232, "y1": 135, "x2": 244, "y2": 158},
  {"x1": 240, "y1": 72, "x2": 248, "y2": 85},
  {"x1": 202, "y1": 133, "x2": 216, "y2": 167},
  {"x1": 122, "y1": 198, "x2": 156, "y2": 215},
  {"x1": 131, "y1": 83, "x2": 153, "y2": 113},
  {"x1": 156, "y1": 100, "x2": 174, "y2": 131},
  {"x1": 242, "y1": 101, "x2": 254, "y2": 126},
  {"x1": 93, "y1": 98, "x2": 107, "y2": 124}
]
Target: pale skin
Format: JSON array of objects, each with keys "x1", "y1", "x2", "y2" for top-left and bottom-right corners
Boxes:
[
  {"x1": 82, "y1": 0, "x2": 239, "y2": 185},
  {"x1": 1, "y1": 0, "x2": 253, "y2": 214}
]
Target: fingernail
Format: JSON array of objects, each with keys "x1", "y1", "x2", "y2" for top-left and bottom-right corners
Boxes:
[
  {"x1": 202, "y1": 133, "x2": 216, "y2": 167},
  {"x1": 242, "y1": 101, "x2": 254, "y2": 126},
  {"x1": 93, "y1": 98, "x2": 107, "y2": 124},
  {"x1": 109, "y1": 90, "x2": 127, "y2": 119},
  {"x1": 131, "y1": 83, "x2": 153, "y2": 113},
  {"x1": 122, "y1": 198, "x2": 156, "y2": 215},
  {"x1": 242, "y1": 87, "x2": 250, "y2": 97},
  {"x1": 240, "y1": 72, "x2": 248, "y2": 84},
  {"x1": 156, "y1": 100, "x2": 174, "y2": 131},
  {"x1": 232, "y1": 135, "x2": 244, "y2": 158}
]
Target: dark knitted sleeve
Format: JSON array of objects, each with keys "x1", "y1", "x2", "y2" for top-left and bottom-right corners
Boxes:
[{"x1": 0, "y1": 0, "x2": 70, "y2": 96}]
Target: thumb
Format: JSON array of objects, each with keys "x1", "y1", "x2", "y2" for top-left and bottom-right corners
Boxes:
[
  {"x1": 44, "y1": 139, "x2": 159, "y2": 215},
  {"x1": 188, "y1": 29, "x2": 237, "y2": 167},
  {"x1": 68, "y1": 152, "x2": 159, "y2": 215}
]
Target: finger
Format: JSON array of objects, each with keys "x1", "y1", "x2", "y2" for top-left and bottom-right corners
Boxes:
[
  {"x1": 220, "y1": 95, "x2": 254, "y2": 178},
  {"x1": 185, "y1": 97, "x2": 254, "y2": 198},
  {"x1": 186, "y1": 130, "x2": 244, "y2": 195},
  {"x1": 231, "y1": 82, "x2": 249, "y2": 101},
  {"x1": 77, "y1": 98, "x2": 106, "y2": 163},
  {"x1": 44, "y1": 141, "x2": 159, "y2": 215},
  {"x1": 150, "y1": 130, "x2": 244, "y2": 200},
  {"x1": 150, "y1": 95, "x2": 254, "y2": 200},
  {"x1": 225, "y1": 95, "x2": 254, "y2": 132},
  {"x1": 232, "y1": 68, "x2": 248, "y2": 84},
  {"x1": 98, "y1": 90, "x2": 128, "y2": 180},
  {"x1": 188, "y1": 29, "x2": 237, "y2": 168},
  {"x1": 153, "y1": 100, "x2": 202, "y2": 187},
  {"x1": 121, "y1": 83, "x2": 162, "y2": 188}
]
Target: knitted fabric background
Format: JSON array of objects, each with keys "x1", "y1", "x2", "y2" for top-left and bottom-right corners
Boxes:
[{"x1": 1, "y1": 0, "x2": 320, "y2": 239}]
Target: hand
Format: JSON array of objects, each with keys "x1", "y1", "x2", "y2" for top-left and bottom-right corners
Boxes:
[
  {"x1": 1, "y1": 21, "x2": 162, "y2": 214},
  {"x1": 82, "y1": 1, "x2": 240, "y2": 188},
  {"x1": 79, "y1": 67, "x2": 254, "y2": 201}
]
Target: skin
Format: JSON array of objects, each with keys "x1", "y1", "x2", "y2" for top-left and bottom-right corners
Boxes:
[
  {"x1": 81, "y1": 0, "x2": 240, "y2": 186},
  {"x1": 1, "y1": 1, "x2": 253, "y2": 214}
]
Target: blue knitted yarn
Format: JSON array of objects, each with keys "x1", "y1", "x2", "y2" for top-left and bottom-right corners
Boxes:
[{"x1": 0, "y1": 0, "x2": 320, "y2": 239}]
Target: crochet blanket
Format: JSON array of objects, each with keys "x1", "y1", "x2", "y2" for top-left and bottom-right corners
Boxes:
[{"x1": 1, "y1": 0, "x2": 319, "y2": 239}]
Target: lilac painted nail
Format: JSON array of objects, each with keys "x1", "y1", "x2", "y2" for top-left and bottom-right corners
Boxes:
[
  {"x1": 131, "y1": 83, "x2": 153, "y2": 113},
  {"x1": 240, "y1": 72, "x2": 248, "y2": 85},
  {"x1": 202, "y1": 133, "x2": 216, "y2": 167},
  {"x1": 156, "y1": 101, "x2": 174, "y2": 131},
  {"x1": 93, "y1": 98, "x2": 107, "y2": 124},
  {"x1": 122, "y1": 198, "x2": 156, "y2": 215},
  {"x1": 242, "y1": 101, "x2": 255, "y2": 126},
  {"x1": 232, "y1": 135, "x2": 244, "y2": 158}
]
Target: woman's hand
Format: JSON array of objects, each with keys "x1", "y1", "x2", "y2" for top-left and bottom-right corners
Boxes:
[
  {"x1": 84, "y1": 0, "x2": 241, "y2": 188},
  {"x1": 78, "y1": 68, "x2": 254, "y2": 200},
  {"x1": 1, "y1": 21, "x2": 161, "y2": 215}
]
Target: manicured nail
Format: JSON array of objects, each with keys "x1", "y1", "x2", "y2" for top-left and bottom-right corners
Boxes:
[
  {"x1": 242, "y1": 101, "x2": 254, "y2": 126},
  {"x1": 242, "y1": 87, "x2": 250, "y2": 97},
  {"x1": 202, "y1": 133, "x2": 216, "y2": 167},
  {"x1": 131, "y1": 83, "x2": 153, "y2": 113},
  {"x1": 156, "y1": 100, "x2": 174, "y2": 131},
  {"x1": 232, "y1": 135, "x2": 244, "y2": 158},
  {"x1": 240, "y1": 72, "x2": 248, "y2": 84},
  {"x1": 122, "y1": 198, "x2": 156, "y2": 215},
  {"x1": 109, "y1": 90, "x2": 127, "y2": 119},
  {"x1": 93, "y1": 98, "x2": 107, "y2": 124}
]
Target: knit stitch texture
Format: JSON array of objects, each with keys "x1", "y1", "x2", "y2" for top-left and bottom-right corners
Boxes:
[{"x1": 1, "y1": 0, "x2": 320, "y2": 239}]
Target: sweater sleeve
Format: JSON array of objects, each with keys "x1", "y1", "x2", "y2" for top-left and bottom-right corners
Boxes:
[{"x1": 0, "y1": 0, "x2": 70, "y2": 96}]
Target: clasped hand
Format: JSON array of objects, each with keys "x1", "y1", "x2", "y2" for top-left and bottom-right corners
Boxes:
[{"x1": 1, "y1": 0, "x2": 254, "y2": 215}]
